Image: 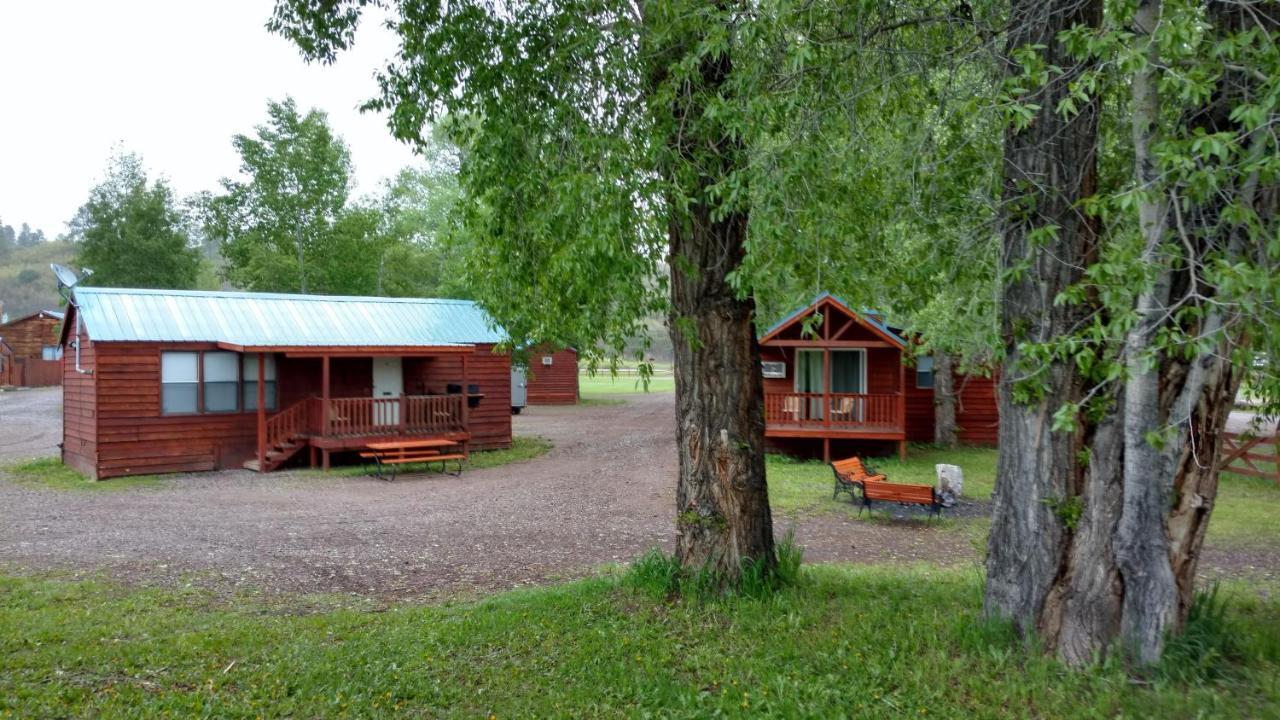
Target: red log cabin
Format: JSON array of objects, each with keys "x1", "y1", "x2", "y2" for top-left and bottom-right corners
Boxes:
[
  {"x1": 59, "y1": 288, "x2": 512, "y2": 480},
  {"x1": 760, "y1": 293, "x2": 998, "y2": 462},
  {"x1": 0, "y1": 309, "x2": 64, "y2": 387},
  {"x1": 525, "y1": 346, "x2": 579, "y2": 405}
]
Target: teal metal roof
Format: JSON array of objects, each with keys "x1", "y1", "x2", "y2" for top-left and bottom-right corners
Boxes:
[{"x1": 71, "y1": 287, "x2": 505, "y2": 347}]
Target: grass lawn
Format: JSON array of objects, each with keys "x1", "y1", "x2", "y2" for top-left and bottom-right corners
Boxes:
[
  {"x1": 3, "y1": 565, "x2": 1278, "y2": 718},
  {"x1": 766, "y1": 445, "x2": 998, "y2": 517},
  {"x1": 4, "y1": 437, "x2": 553, "y2": 488},
  {"x1": 2, "y1": 458, "x2": 167, "y2": 492},
  {"x1": 765, "y1": 446, "x2": 1280, "y2": 548},
  {"x1": 304, "y1": 436, "x2": 553, "y2": 478},
  {"x1": 580, "y1": 373, "x2": 675, "y2": 396}
]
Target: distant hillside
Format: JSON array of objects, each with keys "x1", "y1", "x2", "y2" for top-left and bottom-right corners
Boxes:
[{"x1": 0, "y1": 241, "x2": 76, "y2": 320}]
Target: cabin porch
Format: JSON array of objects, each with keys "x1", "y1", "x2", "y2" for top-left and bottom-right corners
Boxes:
[{"x1": 244, "y1": 349, "x2": 481, "y2": 472}]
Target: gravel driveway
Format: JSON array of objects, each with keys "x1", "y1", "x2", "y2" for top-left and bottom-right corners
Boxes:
[
  {"x1": 0, "y1": 388, "x2": 1271, "y2": 598},
  {"x1": 0, "y1": 389, "x2": 986, "y2": 598}
]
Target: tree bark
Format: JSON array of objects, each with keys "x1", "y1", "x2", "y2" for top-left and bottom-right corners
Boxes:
[
  {"x1": 933, "y1": 351, "x2": 957, "y2": 447},
  {"x1": 984, "y1": 0, "x2": 1102, "y2": 638},
  {"x1": 652, "y1": 4, "x2": 776, "y2": 583},
  {"x1": 989, "y1": 0, "x2": 1273, "y2": 665}
]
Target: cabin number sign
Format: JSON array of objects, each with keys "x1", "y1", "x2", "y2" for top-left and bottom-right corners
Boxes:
[{"x1": 761, "y1": 361, "x2": 786, "y2": 379}]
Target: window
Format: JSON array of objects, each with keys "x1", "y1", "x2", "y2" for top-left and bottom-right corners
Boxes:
[
  {"x1": 161, "y1": 352, "x2": 199, "y2": 414},
  {"x1": 42, "y1": 345, "x2": 63, "y2": 361},
  {"x1": 242, "y1": 354, "x2": 278, "y2": 411},
  {"x1": 916, "y1": 355, "x2": 935, "y2": 389},
  {"x1": 203, "y1": 352, "x2": 239, "y2": 412}
]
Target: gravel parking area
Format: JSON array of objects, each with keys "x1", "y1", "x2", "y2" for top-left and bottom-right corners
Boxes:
[
  {"x1": 0, "y1": 388, "x2": 985, "y2": 598},
  {"x1": 0, "y1": 387, "x2": 1272, "y2": 598}
]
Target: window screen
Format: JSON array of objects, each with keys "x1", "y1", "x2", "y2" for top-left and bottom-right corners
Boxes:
[
  {"x1": 203, "y1": 352, "x2": 239, "y2": 412},
  {"x1": 161, "y1": 352, "x2": 199, "y2": 414},
  {"x1": 42, "y1": 345, "x2": 63, "y2": 361},
  {"x1": 242, "y1": 354, "x2": 278, "y2": 411},
  {"x1": 916, "y1": 355, "x2": 935, "y2": 389}
]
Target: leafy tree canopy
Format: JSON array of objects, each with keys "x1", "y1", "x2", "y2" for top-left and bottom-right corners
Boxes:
[{"x1": 67, "y1": 152, "x2": 202, "y2": 290}]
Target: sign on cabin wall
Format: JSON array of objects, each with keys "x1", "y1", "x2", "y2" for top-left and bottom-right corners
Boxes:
[
  {"x1": 542, "y1": 355, "x2": 554, "y2": 366},
  {"x1": 762, "y1": 361, "x2": 786, "y2": 379}
]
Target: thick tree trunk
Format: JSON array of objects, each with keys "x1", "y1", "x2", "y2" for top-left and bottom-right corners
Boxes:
[
  {"x1": 984, "y1": 0, "x2": 1102, "y2": 638},
  {"x1": 933, "y1": 351, "x2": 957, "y2": 447},
  {"x1": 655, "y1": 5, "x2": 775, "y2": 583},
  {"x1": 990, "y1": 0, "x2": 1272, "y2": 666}
]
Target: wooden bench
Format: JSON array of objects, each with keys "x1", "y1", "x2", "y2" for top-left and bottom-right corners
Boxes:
[
  {"x1": 362, "y1": 439, "x2": 467, "y2": 480},
  {"x1": 857, "y1": 479, "x2": 943, "y2": 519},
  {"x1": 830, "y1": 456, "x2": 886, "y2": 501}
]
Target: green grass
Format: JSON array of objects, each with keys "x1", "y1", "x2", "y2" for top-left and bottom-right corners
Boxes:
[
  {"x1": 579, "y1": 373, "x2": 675, "y2": 396},
  {"x1": 2, "y1": 565, "x2": 1278, "y2": 718},
  {"x1": 766, "y1": 445, "x2": 999, "y2": 517},
  {"x1": 2, "y1": 458, "x2": 166, "y2": 492},
  {"x1": 304, "y1": 435, "x2": 553, "y2": 478},
  {"x1": 1211, "y1": 470, "x2": 1280, "y2": 546}
]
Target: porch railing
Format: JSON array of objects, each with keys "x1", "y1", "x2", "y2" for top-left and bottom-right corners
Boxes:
[
  {"x1": 764, "y1": 392, "x2": 902, "y2": 430},
  {"x1": 322, "y1": 394, "x2": 467, "y2": 437}
]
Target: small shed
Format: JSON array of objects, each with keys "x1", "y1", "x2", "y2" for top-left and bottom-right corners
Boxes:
[
  {"x1": 60, "y1": 288, "x2": 513, "y2": 480},
  {"x1": 525, "y1": 347, "x2": 579, "y2": 405},
  {"x1": 0, "y1": 309, "x2": 64, "y2": 387}
]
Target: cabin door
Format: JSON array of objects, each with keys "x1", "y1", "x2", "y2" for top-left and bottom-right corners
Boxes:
[
  {"x1": 372, "y1": 357, "x2": 403, "y2": 426},
  {"x1": 795, "y1": 350, "x2": 825, "y2": 420},
  {"x1": 831, "y1": 350, "x2": 867, "y2": 421}
]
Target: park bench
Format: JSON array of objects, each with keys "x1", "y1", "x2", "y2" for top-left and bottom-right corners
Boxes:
[
  {"x1": 361, "y1": 438, "x2": 467, "y2": 481},
  {"x1": 857, "y1": 479, "x2": 943, "y2": 519},
  {"x1": 830, "y1": 456, "x2": 886, "y2": 501}
]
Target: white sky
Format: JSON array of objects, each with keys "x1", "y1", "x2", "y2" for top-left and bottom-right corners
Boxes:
[{"x1": 0, "y1": 0, "x2": 418, "y2": 237}]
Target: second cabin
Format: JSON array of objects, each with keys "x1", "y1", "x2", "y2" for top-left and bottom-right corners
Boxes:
[
  {"x1": 60, "y1": 288, "x2": 512, "y2": 480},
  {"x1": 759, "y1": 293, "x2": 998, "y2": 462}
]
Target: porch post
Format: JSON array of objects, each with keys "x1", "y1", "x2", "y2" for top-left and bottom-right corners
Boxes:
[
  {"x1": 461, "y1": 352, "x2": 470, "y2": 431},
  {"x1": 256, "y1": 352, "x2": 266, "y2": 471},
  {"x1": 822, "y1": 348, "x2": 831, "y2": 430},
  {"x1": 898, "y1": 353, "x2": 907, "y2": 461},
  {"x1": 321, "y1": 354, "x2": 331, "y2": 436}
]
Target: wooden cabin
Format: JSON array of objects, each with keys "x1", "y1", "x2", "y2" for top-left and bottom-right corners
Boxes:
[
  {"x1": 59, "y1": 288, "x2": 512, "y2": 480},
  {"x1": 525, "y1": 347, "x2": 579, "y2": 405},
  {"x1": 0, "y1": 309, "x2": 64, "y2": 387},
  {"x1": 760, "y1": 293, "x2": 998, "y2": 461}
]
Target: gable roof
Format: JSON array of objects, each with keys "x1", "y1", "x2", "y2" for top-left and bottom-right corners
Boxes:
[
  {"x1": 760, "y1": 292, "x2": 905, "y2": 348},
  {"x1": 64, "y1": 287, "x2": 505, "y2": 349},
  {"x1": 0, "y1": 309, "x2": 64, "y2": 328}
]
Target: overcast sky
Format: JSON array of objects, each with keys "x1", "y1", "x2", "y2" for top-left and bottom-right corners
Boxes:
[{"x1": 0, "y1": 0, "x2": 418, "y2": 237}]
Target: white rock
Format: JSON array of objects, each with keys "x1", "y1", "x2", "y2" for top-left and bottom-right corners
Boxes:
[{"x1": 936, "y1": 464, "x2": 964, "y2": 507}]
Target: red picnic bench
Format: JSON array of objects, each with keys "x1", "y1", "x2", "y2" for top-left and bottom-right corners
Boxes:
[
  {"x1": 360, "y1": 438, "x2": 468, "y2": 481},
  {"x1": 830, "y1": 456, "x2": 944, "y2": 519}
]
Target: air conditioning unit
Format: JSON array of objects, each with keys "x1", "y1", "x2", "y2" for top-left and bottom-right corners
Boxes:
[{"x1": 761, "y1": 361, "x2": 786, "y2": 379}]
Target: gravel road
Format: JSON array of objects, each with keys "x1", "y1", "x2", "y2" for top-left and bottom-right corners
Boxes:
[
  {"x1": 0, "y1": 389, "x2": 985, "y2": 598},
  {"x1": 0, "y1": 387, "x2": 1272, "y2": 598}
]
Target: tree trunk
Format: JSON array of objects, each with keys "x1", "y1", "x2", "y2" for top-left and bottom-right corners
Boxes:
[
  {"x1": 989, "y1": 0, "x2": 1272, "y2": 665},
  {"x1": 655, "y1": 5, "x2": 775, "y2": 584},
  {"x1": 984, "y1": 0, "x2": 1102, "y2": 638},
  {"x1": 933, "y1": 351, "x2": 957, "y2": 447}
]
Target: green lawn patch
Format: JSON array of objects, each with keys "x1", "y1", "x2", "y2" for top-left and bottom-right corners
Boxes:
[
  {"x1": 2, "y1": 566, "x2": 1277, "y2": 718},
  {"x1": 2, "y1": 458, "x2": 165, "y2": 492},
  {"x1": 580, "y1": 373, "x2": 675, "y2": 396},
  {"x1": 306, "y1": 435, "x2": 552, "y2": 478},
  {"x1": 766, "y1": 445, "x2": 999, "y2": 516},
  {"x1": 1211, "y1": 470, "x2": 1280, "y2": 546}
]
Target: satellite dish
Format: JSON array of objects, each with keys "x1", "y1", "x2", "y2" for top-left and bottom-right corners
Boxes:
[{"x1": 51, "y1": 263, "x2": 82, "y2": 289}]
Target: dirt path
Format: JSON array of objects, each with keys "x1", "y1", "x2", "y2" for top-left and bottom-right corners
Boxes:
[
  {"x1": 0, "y1": 386, "x2": 63, "y2": 463},
  {"x1": 0, "y1": 389, "x2": 1272, "y2": 598}
]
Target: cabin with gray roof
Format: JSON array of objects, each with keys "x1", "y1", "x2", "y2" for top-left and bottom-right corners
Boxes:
[
  {"x1": 59, "y1": 287, "x2": 512, "y2": 479},
  {"x1": 759, "y1": 293, "x2": 998, "y2": 462}
]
